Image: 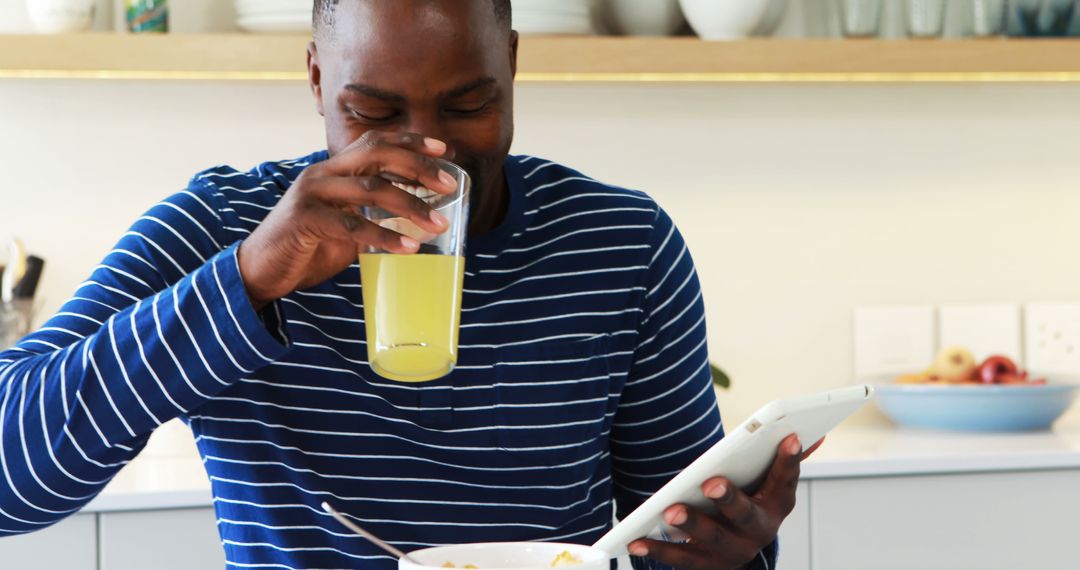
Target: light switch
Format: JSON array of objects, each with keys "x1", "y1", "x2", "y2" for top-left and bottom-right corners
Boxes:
[
  {"x1": 1024, "y1": 303, "x2": 1080, "y2": 377},
  {"x1": 853, "y1": 306, "x2": 935, "y2": 380},
  {"x1": 939, "y1": 304, "x2": 1021, "y2": 364}
]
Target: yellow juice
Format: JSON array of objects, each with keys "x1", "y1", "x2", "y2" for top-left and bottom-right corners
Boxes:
[{"x1": 359, "y1": 253, "x2": 465, "y2": 382}]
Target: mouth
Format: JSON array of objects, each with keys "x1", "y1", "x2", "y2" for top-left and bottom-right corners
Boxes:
[{"x1": 389, "y1": 181, "x2": 438, "y2": 201}]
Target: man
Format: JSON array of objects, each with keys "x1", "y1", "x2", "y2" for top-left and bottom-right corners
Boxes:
[{"x1": 0, "y1": 1, "x2": 806, "y2": 568}]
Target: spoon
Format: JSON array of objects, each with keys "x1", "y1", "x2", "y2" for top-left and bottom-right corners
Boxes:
[{"x1": 321, "y1": 501, "x2": 423, "y2": 565}]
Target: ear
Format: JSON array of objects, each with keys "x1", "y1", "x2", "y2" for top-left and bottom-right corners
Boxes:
[
  {"x1": 509, "y1": 30, "x2": 519, "y2": 79},
  {"x1": 307, "y1": 41, "x2": 325, "y2": 116}
]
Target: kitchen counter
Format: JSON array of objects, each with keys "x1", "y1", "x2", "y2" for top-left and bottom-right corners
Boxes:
[
  {"x1": 85, "y1": 407, "x2": 1080, "y2": 513},
  {"x1": 802, "y1": 408, "x2": 1080, "y2": 479},
  {"x1": 62, "y1": 407, "x2": 1080, "y2": 570}
]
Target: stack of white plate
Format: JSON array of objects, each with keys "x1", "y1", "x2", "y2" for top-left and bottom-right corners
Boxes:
[
  {"x1": 235, "y1": 0, "x2": 310, "y2": 33},
  {"x1": 513, "y1": 0, "x2": 596, "y2": 35}
]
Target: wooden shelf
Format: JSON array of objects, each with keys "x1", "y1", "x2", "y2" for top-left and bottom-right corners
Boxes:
[{"x1": 2, "y1": 34, "x2": 1080, "y2": 82}]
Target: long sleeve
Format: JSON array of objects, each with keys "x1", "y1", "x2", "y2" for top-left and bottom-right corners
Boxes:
[
  {"x1": 611, "y1": 207, "x2": 778, "y2": 570},
  {"x1": 0, "y1": 188, "x2": 288, "y2": 535}
]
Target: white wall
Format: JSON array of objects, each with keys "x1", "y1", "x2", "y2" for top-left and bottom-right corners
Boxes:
[{"x1": 3, "y1": 79, "x2": 1080, "y2": 432}]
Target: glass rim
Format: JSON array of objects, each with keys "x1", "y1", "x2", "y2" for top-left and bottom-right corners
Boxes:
[{"x1": 432, "y1": 159, "x2": 471, "y2": 211}]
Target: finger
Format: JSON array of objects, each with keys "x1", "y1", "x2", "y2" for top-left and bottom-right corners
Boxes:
[
  {"x1": 802, "y1": 437, "x2": 825, "y2": 461},
  {"x1": 326, "y1": 133, "x2": 458, "y2": 193},
  {"x1": 325, "y1": 132, "x2": 444, "y2": 176},
  {"x1": 304, "y1": 201, "x2": 420, "y2": 254},
  {"x1": 308, "y1": 176, "x2": 449, "y2": 235},
  {"x1": 341, "y1": 131, "x2": 449, "y2": 158},
  {"x1": 750, "y1": 434, "x2": 802, "y2": 517},
  {"x1": 699, "y1": 479, "x2": 767, "y2": 537},
  {"x1": 627, "y1": 538, "x2": 714, "y2": 570},
  {"x1": 662, "y1": 503, "x2": 733, "y2": 550}
]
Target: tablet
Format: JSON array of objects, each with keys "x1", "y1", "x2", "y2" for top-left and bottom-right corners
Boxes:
[{"x1": 592, "y1": 384, "x2": 874, "y2": 557}]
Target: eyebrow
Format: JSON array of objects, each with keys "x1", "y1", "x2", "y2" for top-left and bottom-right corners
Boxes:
[
  {"x1": 344, "y1": 83, "x2": 406, "y2": 103},
  {"x1": 441, "y1": 77, "x2": 497, "y2": 99},
  {"x1": 343, "y1": 77, "x2": 496, "y2": 103}
]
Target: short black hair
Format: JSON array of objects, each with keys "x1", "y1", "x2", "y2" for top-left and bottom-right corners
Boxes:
[{"x1": 314, "y1": 0, "x2": 512, "y2": 37}]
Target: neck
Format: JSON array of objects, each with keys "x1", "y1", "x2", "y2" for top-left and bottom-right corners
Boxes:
[{"x1": 467, "y1": 167, "x2": 508, "y2": 236}]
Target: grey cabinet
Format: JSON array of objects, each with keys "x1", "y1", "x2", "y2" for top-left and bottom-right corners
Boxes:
[
  {"x1": 777, "y1": 483, "x2": 810, "y2": 570},
  {"x1": 0, "y1": 514, "x2": 96, "y2": 570},
  {"x1": 4, "y1": 470, "x2": 1078, "y2": 570},
  {"x1": 99, "y1": 508, "x2": 224, "y2": 570},
  {"x1": 810, "y1": 470, "x2": 1080, "y2": 570}
]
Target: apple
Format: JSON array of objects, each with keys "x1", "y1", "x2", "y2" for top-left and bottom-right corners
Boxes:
[
  {"x1": 995, "y1": 372, "x2": 1027, "y2": 384},
  {"x1": 931, "y1": 346, "x2": 978, "y2": 383},
  {"x1": 977, "y1": 355, "x2": 1019, "y2": 384}
]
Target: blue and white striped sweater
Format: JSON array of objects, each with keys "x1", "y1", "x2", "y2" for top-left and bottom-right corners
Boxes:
[{"x1": 0, "y1": 152, "x2": 775, "y2": 569}]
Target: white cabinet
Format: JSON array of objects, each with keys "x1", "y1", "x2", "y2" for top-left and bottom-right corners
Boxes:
[
  {"x1": 4, "y1": 469, "x2": 1079, "y2": 570},
  {"x1": 810, "y1": 470, "x2": 1080, "y2": 570},
  {"x1": 0, "y1": 514, "x2": 96, "y2": 570},
  {"x1": 777, "y1": 483, "x2": 810, "y2": 570},
  {"x1": 99, "y1": 507, "x2": 224, "y2": 570}
]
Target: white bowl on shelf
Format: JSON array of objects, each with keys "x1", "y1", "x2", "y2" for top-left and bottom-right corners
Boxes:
[
  {"x1": 234, "y1": 0, "x2": 309, "y2": 32},
  {"x1": 605, "y1": 0, "x2": 685, "y2": 36},
  {"x1": 678, "y1": 0, "x2": 772, "y2": 39},
  {"x1": 513, "y1": 0, "x2": 596, "y2": 36},
  {"x1": 25, "y1": 0, "x2": 95, "y2": 33},
  {"x1": 752, "y1": 0, "x2": 789, "y2": 36}
]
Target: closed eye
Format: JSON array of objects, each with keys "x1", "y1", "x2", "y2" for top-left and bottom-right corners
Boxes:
[
  {"x1": 445, "y1": 101, "x2": 491, "y2": 116},
  {"x1": 348, "y1": 108, "x2": 398, "y2": 123}
]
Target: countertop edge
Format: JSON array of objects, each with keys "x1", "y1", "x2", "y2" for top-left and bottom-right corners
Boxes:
[
  {"x1": 85, "y1": 489, "x2": 213, "y2": 513},
  {"x1": 801, "y1": 453, "x2": 1080, "y2": 480},
  {"x1": 80, "y1": 453, "x2": 1080, "y2": 513}
]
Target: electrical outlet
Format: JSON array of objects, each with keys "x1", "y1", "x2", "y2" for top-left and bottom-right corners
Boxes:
[
  {"x1": 853, "y1": 306, "x2": 935, "y2": 380},
  {"x1": 1024, "y1": 303, "x2": 1080, "y2": 377},
  {"x1": 939, "y1": 304, "x2": 1021, "y2": 364}
]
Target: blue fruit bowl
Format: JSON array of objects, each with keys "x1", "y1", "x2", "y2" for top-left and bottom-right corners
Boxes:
[{"x1": 873, "y1": 381, "x2": 1080, "y2": 432}]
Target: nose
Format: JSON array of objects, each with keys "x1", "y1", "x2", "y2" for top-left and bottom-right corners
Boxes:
[{"x1": 403, "y1": 112, "x2": 455, "y2": 160}]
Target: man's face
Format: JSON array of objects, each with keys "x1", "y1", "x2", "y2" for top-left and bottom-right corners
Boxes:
[{"x1": 308, "y1": 0, "x2": 517, "y2": 201}]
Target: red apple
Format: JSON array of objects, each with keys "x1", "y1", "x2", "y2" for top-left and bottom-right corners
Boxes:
[
  {"x1": 996, "y1": 372, "x2": 1027, "y2": 384},
  {"x1": 978, "y1": 355, "x2": 1018, "y2": 384}
]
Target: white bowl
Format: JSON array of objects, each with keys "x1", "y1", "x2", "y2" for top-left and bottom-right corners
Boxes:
[
  {"x1": 752, "y1": 0, "x2": 789, "y2": 36},
  {"x1": 678, "y1": 0, "x2": 772, "y2": 39},
  {"x1": 399, "y1": 542, "x2": 609, "y2": 570},
  {"x1": 25, "y1": 0, "x2": 95, "y2": 33},
  {"x1": 605, "y1": 0, "x2": 685, "y2": 36}
]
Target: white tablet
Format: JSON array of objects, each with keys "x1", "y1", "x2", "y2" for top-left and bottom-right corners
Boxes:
[{"x1": 592, "y1": 385, "x2": 874, "y2": 557}]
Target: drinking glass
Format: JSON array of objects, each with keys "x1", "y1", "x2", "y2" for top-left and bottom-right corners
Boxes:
[
  {"x1": 839, "y1": 0, "x2": 884, "y2": 36},
  {"x1": 905, "y1": 0, "x2": 948, "y2": 37},
  {"x1": 970, "y1": 0, "x2": 1008, "y2": 35},
  {"x1": 1015, "y1": 0, "x2": 1077, "y2": 36},
  {"x1": 360, "y1": 160, "x2": 470, "y2": 383}
]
